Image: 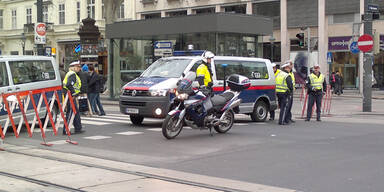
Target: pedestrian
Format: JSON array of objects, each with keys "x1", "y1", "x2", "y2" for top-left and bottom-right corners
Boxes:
[
  {"x1": 305, "y1": 65, "x2": 327, "y2": 122},
  {"x1": 335, "y1": 71, "x2": 342, "y2": 95},
  {"x1": 62, "y1": 61, "x2": 84, "y2": 134},
  {"x1": 275, "y1": 62, "x2": 293, "y2": 125},
  {"x1": 269, "y1": 63, "x2": 280, "y2": 121},
  {"x1": 77, "y1": 63, "x2": 90, "y2": 115},
  {"x1": 286, "y1": 60, "x2": 295, "y2": 123},
  {"x1": 88, "y1": 65, "x2": 106, "y2": 116},
  {"x1": 330, "y1": 72, "x2": 336, "y2": 93}
]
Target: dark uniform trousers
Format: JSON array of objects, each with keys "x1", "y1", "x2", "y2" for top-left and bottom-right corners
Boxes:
[
  {"x1": 307, "y1": 91, "x2": 323, "y2": 120},
  {"x1": 286, "y1": 93, "x2": 293, "y2": 121},
  {"x1": 63, "y1": 93, "x2": 82, "y2": 134},
  {"x1": 277, "y1": 93, "x2": 289, "y2": 124}
]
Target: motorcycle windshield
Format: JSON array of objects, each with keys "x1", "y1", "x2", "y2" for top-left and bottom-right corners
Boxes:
[{"x1": 177, "y1": 72, "x2": 196, "y2": 94}]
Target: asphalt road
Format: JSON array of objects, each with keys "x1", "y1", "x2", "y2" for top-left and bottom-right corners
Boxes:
[{"x1": 4, "y1": 101, "x2": 384, "y2": 192}]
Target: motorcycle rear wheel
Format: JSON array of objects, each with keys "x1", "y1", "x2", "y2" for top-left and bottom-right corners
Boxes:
[
  {"x1": 162, "y1": 114, "x2": 183, "y2": 139},
  {"x1": 214, "y1": 110, "x2": 234, "y2": 133}
]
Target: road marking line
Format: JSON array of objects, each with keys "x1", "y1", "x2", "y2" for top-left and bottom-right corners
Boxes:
[
  {"x1": 115, "y1": 131, "x2": 143, "y2": 136},
  {"x1": 184, "y1": 127, "x2": 192, "y2": 130},
  {"x1": 82, "y1": 116, "x2": 161, "y2": 123},
  {"x1": 83, "y1": 136, "x2": 112, "y2": 140},
  {"x1": 48, "y1": 140, "x2": 68, "y2": 145},
  {"x1": 81, "y1": 120, "x2": 111, "y2": 125},
  {"x1": 146, "y1": 128, "x2": 162, "y2": 132},
  {"x1": 81, "y1": 118, "x2": 129, "y2": 124},
  {"x1": 235, "y1": 123, "x2": 248, "y2": 126},
  {"x1": 33, "y1": 129, "x2": 53, "y2": 133}
]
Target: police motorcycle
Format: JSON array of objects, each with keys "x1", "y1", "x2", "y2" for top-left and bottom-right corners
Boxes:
[{"x1": 162, "y1": 71, "x2": 251, "y2": 139}]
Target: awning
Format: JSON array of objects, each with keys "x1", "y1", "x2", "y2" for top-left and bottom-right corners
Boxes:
[{"x1": 106, "y1": 13, "x2": 273, "y2": 39}]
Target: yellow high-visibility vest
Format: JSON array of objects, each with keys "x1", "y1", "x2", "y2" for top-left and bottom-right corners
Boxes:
[
  {"x1": 309, "y1": 73, "x2": 325, "y2": 90},
  {"x1": 196, "y1": 64, "x2": 212, "y2": 86},
  {"x1": 275, "y1": 71, "x2": 289, "y2": 93},
  {"x1": 289, "y1": 72, "x2": 295, "y2": 90},
  {"x1": 63, "y1": 70, "x2": 81, "y2": 95},
  {"x1": 274, "y1": 69, "x2": 281, "y2": 77}
]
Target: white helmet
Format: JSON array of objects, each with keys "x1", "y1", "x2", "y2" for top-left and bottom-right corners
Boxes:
[{"x1": 202, "y1": 51, "x2": 215, "y2": 63}]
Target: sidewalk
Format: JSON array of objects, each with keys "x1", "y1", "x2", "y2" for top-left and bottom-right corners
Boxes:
[{"x1": 0, "y1": 144, "x2": 296, "y2": 192}]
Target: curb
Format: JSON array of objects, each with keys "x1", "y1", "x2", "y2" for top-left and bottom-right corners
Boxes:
[{"x1": 2, "y1": 144, "x2": 296, "y2": 192}]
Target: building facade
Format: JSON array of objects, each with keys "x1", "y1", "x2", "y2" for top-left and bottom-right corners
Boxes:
[{"x1": 0, "y1": 0, "x2": 135, "y2": 72}]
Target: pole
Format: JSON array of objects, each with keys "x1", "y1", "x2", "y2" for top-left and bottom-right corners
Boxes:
[
  {"x1": 270, "y1": 42, "x2": 274, "y2": 62},
  {"x1": 36, "y1": 0, "x2": 44, "y2": 55},
  {"x1": 307, "y1": 27, "x2": 311, "y2": 77},
  {"x1": 363, "y1": 0, "x2": 373, "y2": 112}
]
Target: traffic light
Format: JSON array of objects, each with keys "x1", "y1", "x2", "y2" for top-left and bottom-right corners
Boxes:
[{"x1": 296, "y1": 33, "x2": 305, "y2": 47}]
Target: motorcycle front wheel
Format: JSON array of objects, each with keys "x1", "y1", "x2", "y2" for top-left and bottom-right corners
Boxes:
[
  {"x1": 162, "y1": 114, "x2": 183, "y2": 139},
  {"x1": 214, "y1": 110, "x2": 234, "y2": 133}
]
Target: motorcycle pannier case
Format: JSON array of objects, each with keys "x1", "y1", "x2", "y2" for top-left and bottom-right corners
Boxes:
[{"x1": 227, "y1": 74, "x2": 251, "y2": 92}]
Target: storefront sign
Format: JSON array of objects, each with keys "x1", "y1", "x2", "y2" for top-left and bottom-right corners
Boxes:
[
  {"x1": 328, "y1": 36, "x2": 352, "y2": 51},
  {"x1": 34, "y1": 23, "x2": 46, "y2": 44}
]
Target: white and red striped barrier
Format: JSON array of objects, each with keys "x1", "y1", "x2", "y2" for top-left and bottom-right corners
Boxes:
[{"x1": 0, "y1": 87, "x2": 78, "y2": 150}]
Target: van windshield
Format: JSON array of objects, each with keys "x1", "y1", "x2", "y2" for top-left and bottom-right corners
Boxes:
[
  {"x1": 141, "y1": 58, "x2": 191, "y2": 78},
  {"x1": 9, "y1": 60, "x2": 56, "y2": 85}
]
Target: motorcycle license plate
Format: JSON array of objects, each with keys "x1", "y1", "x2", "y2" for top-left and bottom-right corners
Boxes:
[{"x1": 126, "y1": 108, "x2": 139, "y2": 114}]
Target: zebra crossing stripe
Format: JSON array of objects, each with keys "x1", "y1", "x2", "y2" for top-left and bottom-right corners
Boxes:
[
  {"x1": 81, "y1": 120, "x2": 110, "y2": 125},
  {"x1": 115, "y1": 131, "x2": 143, "y2": 136},
  {"x1": 146, "y1": 128, "x2": 162, "y2": 132},
  {"x1": 83, "y1": 136, "x2": 112, "y2": 140}
]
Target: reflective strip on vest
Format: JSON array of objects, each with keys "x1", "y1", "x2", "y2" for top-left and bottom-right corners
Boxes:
[
  {"x1": 63, "y1": 71, "x2": 81, "y2": 94},
  {"x1": 309, "y1": 73, "x2": 324, "y2": 90},
  {"x1": 275, "y1": 71, "x2": 289, "y2": 93}
]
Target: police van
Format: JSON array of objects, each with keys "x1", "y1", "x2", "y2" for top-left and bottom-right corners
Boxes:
[
  {"x1": 0, "y1": 56, "x2": 62, "y2": 127},
  {"x1": 120, "y1": 55, "x2": 276, "y2": 125}
]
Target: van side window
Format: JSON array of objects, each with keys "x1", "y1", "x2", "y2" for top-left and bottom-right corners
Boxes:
[
  {"x1": 9, "y1": 60, "x2": 56, "y2": 85},
  {"x1": 215, "y1": 60, "x2": 269, "y2": 80},
  {"x1": 0, "y1": 62, "x2": 9, "y2": 87}
]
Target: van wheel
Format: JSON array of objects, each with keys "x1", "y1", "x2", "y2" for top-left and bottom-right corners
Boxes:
[
  {"x1": 250, "y1": 101, "x2": 268, "y2": 122},
  {"x1": 130, "y1": 115, "x2": 144, "y2": 125}
]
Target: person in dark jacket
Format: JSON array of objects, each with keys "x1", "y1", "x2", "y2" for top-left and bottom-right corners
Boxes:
[
  {"x1": 88, "y1": 65, "x2": 105, "y2": 116},
  {"x1": 334, "y1": 71, "x2": 343, "y2": 95},
  {"x1": 78, "y1": 65, "x2": 89, "y2": 94},
  {"x1": 305, "y1": 65, "x2": 327, "y2": 121}
]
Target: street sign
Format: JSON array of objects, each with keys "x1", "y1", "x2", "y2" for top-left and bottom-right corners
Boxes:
[
  {"x1": 74, "y1": 44, "x2": 81, "y2": 53},
  {"x1": 327, "y1": 52, "x2": 332, "y2": 64},
  {"x1": 358, "y1": 34, "x2": 374, "y2": 52},
  {"x1": 350, "y1": 41, "x2": 360, "y2": 54},
  {"x1": 154, "y1": 41, "x2": 172, "y2": 49},
  {"x1": 34, "y1": 23, "x2": 46, "y2": 44},
  {"x1": 45, "y1": 47, "x2": 51, "y2": 56},
  {"x1": 368, "y1": 4, "x2": 379, "y2": 12},
  {"x1": 154, "y1": 48, "x2": 173, "y2": 57}
]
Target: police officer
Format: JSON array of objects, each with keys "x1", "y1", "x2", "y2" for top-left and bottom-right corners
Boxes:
[
  {"x1": 63, "y1": 61, "x2": 84, "y2": 134},
  {"x1": 286, "y1": 61, "x2": 295, "y2": 123},
  {"x1": 275, "y1": 62, "x2": 294, "y2": 125},
  {"x1": 269, "y1": 63, "x2": 280, "y2": 121},
  {"x1": 305, "y1": 65, "x2": 327, "y2": 122},
  {"x1": 196, "y1": 51, "x2": 214, "y2": 89}
]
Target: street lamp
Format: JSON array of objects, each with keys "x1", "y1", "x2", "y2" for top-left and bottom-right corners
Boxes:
[
  {"x1": 21, "y1": 33, "x2": 26, "y2": 55},
  {"x1": 269, "y1": 36, "x2": 276, "y2": 62}
]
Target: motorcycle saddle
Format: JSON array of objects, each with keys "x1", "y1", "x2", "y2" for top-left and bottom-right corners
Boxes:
[{"x1": 211, "y1": 92, "x2": 235, "y2": 107}]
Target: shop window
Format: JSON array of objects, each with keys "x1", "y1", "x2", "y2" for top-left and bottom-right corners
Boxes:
[
  {"x1": 215, "y1": 60, "x2": 268, "y2": 80},
  {"x1": 223, "y1": 4, "x2": 246, "y2": 14},
  {"x1": 143, "y1": 13, "x2": 161, "y2": 19},
  {"x1": 167, "y1": 10, "x2": 187, "y2": 17},
  {"x1": 0, "y1": 62, "x2": 9, "y2": 87},
  {"x1": 195, "y1": 7, "x2": 215, "y2": 15},
  {"x1": 9, "y1": 60, "x2": 56, "y2": 85}
]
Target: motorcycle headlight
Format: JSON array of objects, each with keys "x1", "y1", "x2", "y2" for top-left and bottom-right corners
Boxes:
[
  {"x1": 177, "y1": 93, "x2": 189, "y2": 100},
  {"x1": 149, "y1": 89, "x2": 168, "y2": 97}
]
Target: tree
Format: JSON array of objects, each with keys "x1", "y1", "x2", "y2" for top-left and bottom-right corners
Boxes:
[{"x1": 104, "y1": 0, "x2": 124, "y2": 25}]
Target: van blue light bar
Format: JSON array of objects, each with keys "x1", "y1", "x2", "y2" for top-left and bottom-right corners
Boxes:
[{"x1": 173, "y1": 50, "x2": 205, "y2": 56}]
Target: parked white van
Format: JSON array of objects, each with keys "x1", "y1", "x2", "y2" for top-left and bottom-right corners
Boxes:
[{"x1": 0, "y1": 56, "x2": 62, "y2": 127}]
